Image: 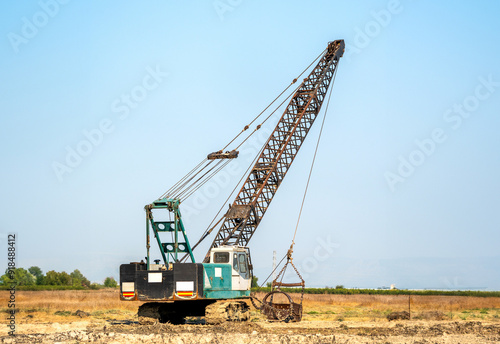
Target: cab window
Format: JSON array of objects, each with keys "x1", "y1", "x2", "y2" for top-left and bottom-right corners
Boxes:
[
  {"x1": 214, "y1": 252, "x2": 229, "y2": 263},
  {"x1": 233, "y1": 253, "x2": 239, "y2": 271},
  {"x1": 238, "y1": 254, "x2": 247, "y2": 273}
]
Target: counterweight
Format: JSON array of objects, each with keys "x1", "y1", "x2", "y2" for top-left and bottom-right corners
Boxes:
[{"x1": 204, "y1": 40, "x2": 345, "y2": 262}]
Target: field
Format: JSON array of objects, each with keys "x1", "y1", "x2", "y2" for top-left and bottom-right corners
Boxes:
[{"x1": 1, "y1": 289, "x2": 500, "y2": 343}]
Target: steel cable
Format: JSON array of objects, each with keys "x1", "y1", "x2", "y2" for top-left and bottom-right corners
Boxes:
[
  {"x1": 290, "y1": 60, "x2": 340, "y2": 248},
  {"x1": 221, "y1": 48, "x2": 327, "y2": 152}
]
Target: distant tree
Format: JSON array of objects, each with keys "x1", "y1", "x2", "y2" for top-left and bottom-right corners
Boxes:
[
  {"x1": 17, "y1": 268, "x2": 35, "y2": 286},
  {"x1": 0, "y1": 269, "x2": 11, "y2": 285},
  {"x1": 28, "y1": 266, "x2": 42, "y2": 278},
  {"x1": 0, "y1": 268, "x2": 35, "y2": 286},
  {"x1": 59, "y1": 271, "x2": 72, "y2": 285},
  {"x1": 104, "y1": 277, "x2": 118, "y2": 288},
  {"x1": 335, "y1": 285, "x2": 345, "y2": 289},
  {"x1": 251, "y1": 276, "x2": 259, "y2": 288},
  {"x1": 266, "y1": 282, "x2": 272, "y2": 288},
  {"x1": 44, "y1": 270, "x2": 60, "y2": 285},
  {"x1": 70, "y1": 269, "x2": 90, "y2": 288},
  {"x1": 28, "y1": 266, "x2": 44, "y2": 285},
  {"x1": 89, "y1": 282, "x2": 101, "y2": 290}
]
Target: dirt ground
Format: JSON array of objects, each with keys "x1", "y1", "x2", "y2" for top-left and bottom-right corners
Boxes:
[
  {"x1": 1, "y1": 291, "x2": 499, "y2": 343},
  {"x1": 2, "y1": 318, "x2": 500, "y2": 343}
]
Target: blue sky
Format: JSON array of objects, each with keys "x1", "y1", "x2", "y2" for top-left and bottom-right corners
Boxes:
[{"x1": 1, "y1": 1, "x2": 499, "y2": 290}]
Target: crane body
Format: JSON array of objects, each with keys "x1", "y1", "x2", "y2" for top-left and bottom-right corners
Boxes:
[{"x1": 119, "y1": 40, "x2": 344, "y2": 324}]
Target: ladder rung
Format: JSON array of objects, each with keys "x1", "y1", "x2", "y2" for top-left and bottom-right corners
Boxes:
[{"x1": 272, "y1": 282, "x2": 304, "y2": 287}]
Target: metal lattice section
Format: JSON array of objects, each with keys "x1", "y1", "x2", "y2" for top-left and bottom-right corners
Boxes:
[{"x1": 204, "y1": 40, "x2": 344, "y2": 262}]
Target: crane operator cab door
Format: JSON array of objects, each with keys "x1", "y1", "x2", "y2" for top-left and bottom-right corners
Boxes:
[{"x1": 231, "y1": 249, "x2": 251, "y2": 291}]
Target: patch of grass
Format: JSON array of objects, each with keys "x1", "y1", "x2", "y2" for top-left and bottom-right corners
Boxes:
[
  {"x1": 22, "y1": 307, "x2": 50, "y2": 314},
  {"x1": 54, "y1": 311, "x2": 71, "y2": 316},
  {"x1": 4, "y1": 289, "x2": 500, "y2": 325},
  {"x1": 0, "y1": 289, "x2": 141, "y2": 315},
  {"x1": 24, "y1": 308, "x2": 39, "y2": 313}
]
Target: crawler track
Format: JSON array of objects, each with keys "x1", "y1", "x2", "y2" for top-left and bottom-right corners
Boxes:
[
  {"x1": 205, "y1": 300, "x2": 250, "y2": 324},
  {"x1": 137, "y1": 300, "x2": 249, "y2": 325}
]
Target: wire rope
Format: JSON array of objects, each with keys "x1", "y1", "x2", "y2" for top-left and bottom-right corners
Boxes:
[{"x1": 290, "y1": 60, "x2": 340, "y2": 248}]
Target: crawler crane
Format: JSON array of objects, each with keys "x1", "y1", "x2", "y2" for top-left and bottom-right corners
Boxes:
[{"x1": 119, "y1": 40, "x2": 345, "y2": 324}]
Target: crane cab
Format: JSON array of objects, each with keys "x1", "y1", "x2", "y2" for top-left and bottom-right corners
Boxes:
[{"x1": 202, "y1": 246, "x2": 252, "y2": 298}]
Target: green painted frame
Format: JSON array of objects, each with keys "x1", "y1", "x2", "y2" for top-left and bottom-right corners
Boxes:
[{"x1": 145, "y1": 198, "x2": 195, "y2": 269}]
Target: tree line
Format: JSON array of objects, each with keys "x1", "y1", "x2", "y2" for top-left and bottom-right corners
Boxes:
[
  {"x1": 0, "y1": 267, "x2": 117, "y2": 289},
  {"x1": 251, "y1": 286, "x2": 500, "y2": 297}
]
